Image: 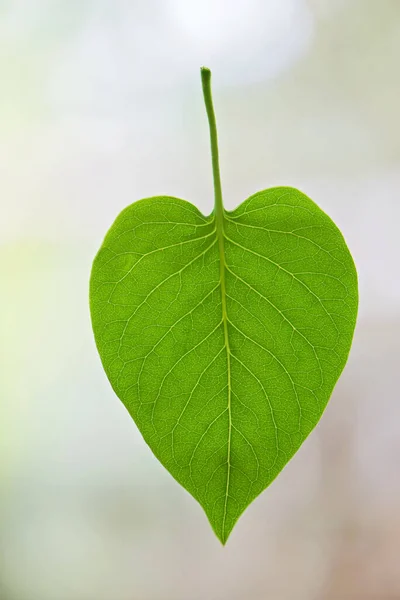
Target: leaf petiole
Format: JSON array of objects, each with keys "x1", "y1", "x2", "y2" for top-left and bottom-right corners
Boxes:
[{"x1": 201, "y1": 67, "x2": 224, "y2": 221}]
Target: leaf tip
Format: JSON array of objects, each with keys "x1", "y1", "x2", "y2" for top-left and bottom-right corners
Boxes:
[{"x1": 212, "y1": 522, "x2": 235, "y2": 546}]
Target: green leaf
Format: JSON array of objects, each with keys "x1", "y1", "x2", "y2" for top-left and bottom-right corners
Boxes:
[{"x1": 89, "y1": 68, "x2": 358, "y2": 544}]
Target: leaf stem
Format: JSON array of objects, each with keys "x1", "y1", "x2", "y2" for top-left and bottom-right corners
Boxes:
[{"x1": 201, "y1": 67, "x2": 224, "y2": 219}]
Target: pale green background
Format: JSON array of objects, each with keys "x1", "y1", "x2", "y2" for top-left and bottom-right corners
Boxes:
[{"x1": 1, "y1": 1, "x2": 399, "y2": 599}]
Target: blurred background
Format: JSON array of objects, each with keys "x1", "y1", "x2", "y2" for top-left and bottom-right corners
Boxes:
[{"x1": 1, "y1": 0, "x2": 399, "y2": 598}]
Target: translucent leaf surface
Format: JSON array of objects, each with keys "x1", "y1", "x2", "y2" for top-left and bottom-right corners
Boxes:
[{"x1": 89, "y1": 69, "x2": 358, "y2": 543}]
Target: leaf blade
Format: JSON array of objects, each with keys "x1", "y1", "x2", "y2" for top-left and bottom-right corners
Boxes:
[{"x1": 90, "y1": 188, "x2": 358, "y2": 543}]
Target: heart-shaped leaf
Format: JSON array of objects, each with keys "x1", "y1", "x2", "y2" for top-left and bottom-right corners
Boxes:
[{"x1": 90, "y1": 68, "x2": 358, "y2": 543}]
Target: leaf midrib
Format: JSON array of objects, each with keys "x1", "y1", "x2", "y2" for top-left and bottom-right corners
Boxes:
[{"x1": 215, "y1": 209, "x2": 232, "y2": 542}]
